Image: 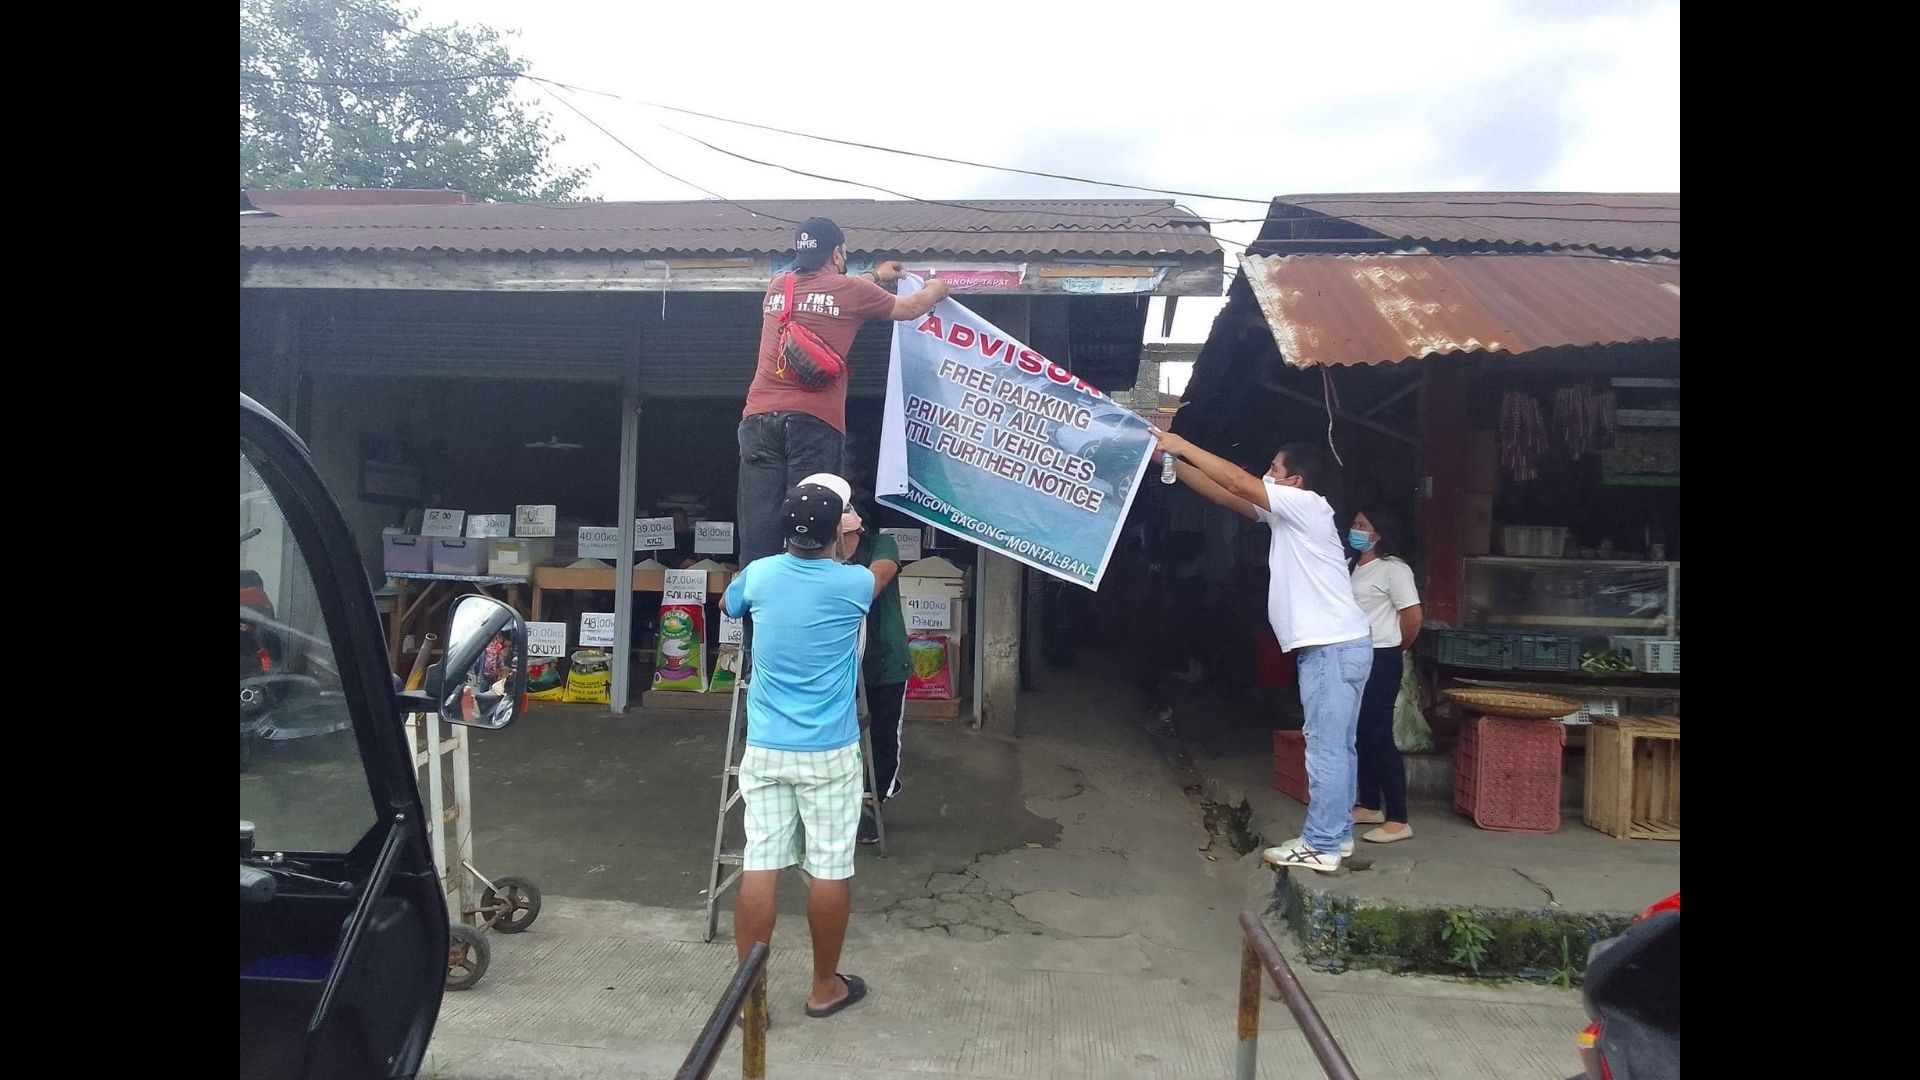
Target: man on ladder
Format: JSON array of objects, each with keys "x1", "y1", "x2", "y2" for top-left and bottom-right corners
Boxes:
[{"x1": 717, "y1": 480, "x2": 874, "y2": 1020}]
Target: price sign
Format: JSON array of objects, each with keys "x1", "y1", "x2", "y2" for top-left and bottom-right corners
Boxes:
[
  {"x1": 904, "y1": 595, "x2": 953, "y2": 630},
  {"x1": 578, "y1": 526, "x2": 621, "y2": 560},
  {"x1": 695, "y1": 521, "x2": 735, "y2": 554},
  {"x1": 515, "y1": 505, "x2": 557, "y2": 538},
  {"x1": 635, "y1": 517, "x2": 674, "y2": 550},
  {"x1": 467, "y1": 514, "x2": 511, "y2": 538},
  {"x1": 528, "y1": 622, "x2": 567, "y2": 658},
  {"x1": 881, "y1": 528, "x2": 923, "y2": 562},
  {"x1": 719, "y1": 615, "x2": 744, "y2": 645},
  {"x1": 421, "y1": 509, "x2": 465, "y2": 537},
  {"x1": 663, "y1": 568, "x2": 706, "y2": 605},
  {"x1": 580, "y1": 612, "x2": 616, "y2": 648}
]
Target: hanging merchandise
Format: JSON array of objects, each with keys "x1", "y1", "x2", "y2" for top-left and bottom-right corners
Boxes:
[
  {"x1": 1553, "y1": 382, "x2": 1620, "y2": 460},
  {"x1": 1498, "y1": 390, "x2": 1550, "y2": 481}
]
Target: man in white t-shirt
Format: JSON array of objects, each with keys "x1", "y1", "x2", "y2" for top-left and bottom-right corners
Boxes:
[{"x1": 1152, "y1": 431, "x2": 1373, "y2": 872}]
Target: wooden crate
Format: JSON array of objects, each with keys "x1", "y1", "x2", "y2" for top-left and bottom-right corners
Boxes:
[{"x1": 1584, "y1": 716, "x2": 1680, "y2": 840}]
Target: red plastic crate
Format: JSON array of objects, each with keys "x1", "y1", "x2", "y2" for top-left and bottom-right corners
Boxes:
[
  {"x1": 1453, "y1": 716, "x2": 1566, "y2": 833},
  {"x1": 1273, "y1": 730, "x2": 1308, "y2": 804}
]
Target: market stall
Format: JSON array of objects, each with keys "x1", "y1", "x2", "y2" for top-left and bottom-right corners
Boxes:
[{"x1": 1404, "y1": 369, "x2": 1680, "y2": 841}]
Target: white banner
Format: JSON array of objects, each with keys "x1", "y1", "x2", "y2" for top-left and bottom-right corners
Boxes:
[{"x1": 878, "y1": 276, "x2": 1155, "y2": 589}]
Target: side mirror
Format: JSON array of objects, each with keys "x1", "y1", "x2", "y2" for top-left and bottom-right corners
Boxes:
[{"x1": 433, "y1": 596, "x2": 528, "y2": 730}]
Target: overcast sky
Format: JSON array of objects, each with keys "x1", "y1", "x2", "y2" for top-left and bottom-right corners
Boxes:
[{"x1": 406, "y1": 0, "x2": 1679, "y2": 345}]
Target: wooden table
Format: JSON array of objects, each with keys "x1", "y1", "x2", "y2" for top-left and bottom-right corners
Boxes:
[
  {"x1": 529, "y1": 566, "x2": 734, "y2": 621},
  {"x1": 1415, "y1": 662, "x2": 1680, "y2": 743},
  {"x1": 387, "y1": 572, "x2": 531, "y2": 669}
]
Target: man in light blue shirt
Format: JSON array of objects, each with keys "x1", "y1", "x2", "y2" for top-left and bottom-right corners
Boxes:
[{"x1": 720, "y1": 481, "x2": 874, "y2": 1020}]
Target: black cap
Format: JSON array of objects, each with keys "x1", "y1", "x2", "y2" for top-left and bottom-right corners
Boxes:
[
  {"x1": 792, "y1": 217, "x2": 845, "y2": 271},
  {"x1": 781, "y1": 482, "x2": 844, "y2": 551}
]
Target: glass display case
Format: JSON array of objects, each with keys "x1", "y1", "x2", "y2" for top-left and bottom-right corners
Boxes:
[{"x1": 1460, "y1": 557, "x2": 1679, "y2": 639}]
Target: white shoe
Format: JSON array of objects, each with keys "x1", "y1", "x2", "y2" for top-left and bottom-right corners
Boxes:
[
  {"x1": 1280, "y1": 835, "x2": 1354, "y2": 857},
  {"x1": 1263, "y1": 844, "x2": 1342, "y2": 873}
]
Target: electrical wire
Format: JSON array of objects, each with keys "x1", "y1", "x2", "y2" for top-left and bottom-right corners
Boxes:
[
  {"x1": 247, "y1": 6, "x2": 1673, "y2": 264},
  {"x1": 275, "y1": 4, "x2": 1678, "y2": 218}
]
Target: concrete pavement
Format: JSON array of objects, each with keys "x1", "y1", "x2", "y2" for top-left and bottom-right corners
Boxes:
[{"x1": 426, "y1": 664, "x2": 1590, "y2": 1078}]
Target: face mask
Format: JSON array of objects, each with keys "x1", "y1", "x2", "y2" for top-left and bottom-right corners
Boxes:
[{"x1": 1348, "y1": 529, "x2": 1374, "y2": 553}]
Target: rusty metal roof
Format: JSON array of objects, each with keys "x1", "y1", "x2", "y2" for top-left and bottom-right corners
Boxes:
[
  {"x1": 1262, "y1": 193, "x2": 1679, "y2": 255},
  {"x1": 1240, "y1": 253, "x2": 1680, "y2": 368},
  {"x1": 239, "y1": 198, "x2": 1220, "y2": 259}
]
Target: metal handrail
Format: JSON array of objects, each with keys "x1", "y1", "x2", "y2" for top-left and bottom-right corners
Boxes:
[
  {"x1": 1236, "y1": 911, "x2": 1360, "y2": 1080},
  {"x1": 676, "y1": 942, "x2": 770, "y2": 1080}
]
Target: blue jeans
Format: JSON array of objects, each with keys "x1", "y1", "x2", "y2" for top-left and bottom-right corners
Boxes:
[
  {"x1": 1294, "y1": 636, "x2": 1374, "y2": 854},
  {"x1": 736, "y1": 411, "x2": 846, "y2": 566}
]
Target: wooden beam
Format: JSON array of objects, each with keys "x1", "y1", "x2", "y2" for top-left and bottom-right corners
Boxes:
[
  {"x1": 1261, "y1": 379, "x2": 1421, "y2": 447},
  {"x1": 240, "y1": 253, "x2": 1226, "y2": 297},
  {"x1": 1359, "y1": 377, "x2": 1424, "y2": 420}
]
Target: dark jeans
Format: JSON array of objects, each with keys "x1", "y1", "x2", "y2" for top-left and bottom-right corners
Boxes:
[
  {"x1": 736, "y1": 411, "x2": 846, "y2": 566},
  {"x1": 1355, "y1": 647, "x2": 1408, "y2": 823},
  {"x1": 861, "y1": 681, "x2": 906, "y2": 801}
]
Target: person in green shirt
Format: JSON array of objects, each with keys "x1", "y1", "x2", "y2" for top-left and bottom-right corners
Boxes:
[{"x1": 841, "y1": 495, "x2": 909, "y2": 846}]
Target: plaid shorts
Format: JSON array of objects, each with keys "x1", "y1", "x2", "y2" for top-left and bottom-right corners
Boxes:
[{"x1": 739, "y1": 742, "x2": 862, "y2": 880}]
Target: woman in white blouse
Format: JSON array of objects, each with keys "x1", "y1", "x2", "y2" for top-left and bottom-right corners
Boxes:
[{"x1": 1347, "y1": 507, "x2": 1423, "y2": 843}]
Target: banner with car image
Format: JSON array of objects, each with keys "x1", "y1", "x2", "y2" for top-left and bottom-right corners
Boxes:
[{"x1": 877, "y1": 276, "x2": 1155, "y2": 590}]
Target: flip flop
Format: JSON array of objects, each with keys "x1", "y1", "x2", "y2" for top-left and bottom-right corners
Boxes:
[{"x1": 804, "y1": 973, "x2": 868, "y2": 1019}]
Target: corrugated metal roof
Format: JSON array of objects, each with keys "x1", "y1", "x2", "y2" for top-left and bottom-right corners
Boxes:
[
  {"x1": 1241, "y1": 253, "x2": 1680, "y2": 368},
  {"x1": 239, "y1": 198, "x2": 1220, "y2": 259},
  {"x1": 1263, "y1": 193, "x2": 1679, "y2": 255},
  {"x1": 243, "y1": 189, "x2": 478, "y2": 218}
]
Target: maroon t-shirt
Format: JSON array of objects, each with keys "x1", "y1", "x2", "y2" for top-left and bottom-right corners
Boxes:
[{"x1": 742, "y1": 270, "x2": 898, "y2": 433}]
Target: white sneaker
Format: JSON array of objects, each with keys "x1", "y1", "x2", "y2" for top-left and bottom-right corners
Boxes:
[
  {"x1": 1279, "y1": 835, "x2": 1355, "y2": 857},
  {"x1": 1262, "y1": 844, "x2": 1342, "y2": 873}
]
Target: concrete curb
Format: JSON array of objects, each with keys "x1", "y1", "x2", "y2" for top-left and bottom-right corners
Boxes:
[{"x1": 1185, "y1": 737, "x2": 1636, "y2": 982}]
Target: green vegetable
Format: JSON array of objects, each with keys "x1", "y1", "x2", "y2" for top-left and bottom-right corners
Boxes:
[{"x1": 1580, "y1": 649, "x2": 1636, "y2": 675}]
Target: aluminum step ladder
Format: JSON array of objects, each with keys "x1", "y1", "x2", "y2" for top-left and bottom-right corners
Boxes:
[{"x1": 703, "y1": 642, "x2": 888, "y2": 944}]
